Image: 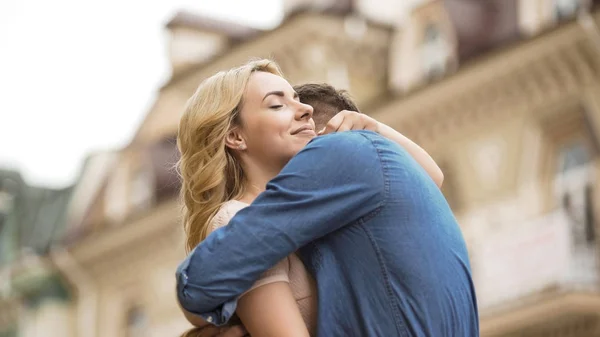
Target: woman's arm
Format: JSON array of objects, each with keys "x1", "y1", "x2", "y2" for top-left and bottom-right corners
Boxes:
[{"x1": 237, "y1": 282, "x2": 310, "y2": 337}]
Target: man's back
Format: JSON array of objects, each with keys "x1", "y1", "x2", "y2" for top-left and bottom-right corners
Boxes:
[
  {"x1": 177, "y1": 131, "x2": 479, "y2": 336},
  {"x1": 298, "y1": 132, "x2": 478, "y2": 336}
]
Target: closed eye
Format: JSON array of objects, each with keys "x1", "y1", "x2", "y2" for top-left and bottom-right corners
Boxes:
[{"x1": 270, "y1": 105, "x2": 283, "y2": 109}]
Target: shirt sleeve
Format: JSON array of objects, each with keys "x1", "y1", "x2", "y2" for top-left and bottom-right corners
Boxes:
[
  {"x1": 211, "y1": 203, "x2": 292, "y2": 297},
  {"x1": 176, "y1": 131, "x2": 386, "y2": 326}
]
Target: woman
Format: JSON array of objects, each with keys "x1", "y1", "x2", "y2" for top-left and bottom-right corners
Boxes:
[{"x1": 177, "y1": 59, "x2": 443, "y2": 336}]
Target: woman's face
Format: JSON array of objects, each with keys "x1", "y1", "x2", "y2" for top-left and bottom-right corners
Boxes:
[{"x1": 233, "y1": 71, "x2": 316, "y2": 169}]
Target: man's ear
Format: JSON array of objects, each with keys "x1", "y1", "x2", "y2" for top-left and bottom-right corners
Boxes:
[{"x1": 225, "y1": 127, "x2": 246, "y2": 151}]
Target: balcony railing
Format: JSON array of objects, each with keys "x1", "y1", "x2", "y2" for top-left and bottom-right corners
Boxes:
[{"x1": 472, "y1": 208, "x2": 599, "y2": 313}]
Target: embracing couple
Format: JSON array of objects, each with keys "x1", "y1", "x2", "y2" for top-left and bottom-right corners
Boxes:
[{"x1": 175, "y1": 59, "x2": 479, "y2": 337}]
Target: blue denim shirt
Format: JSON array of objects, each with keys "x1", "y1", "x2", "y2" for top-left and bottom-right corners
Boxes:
[{"x1": 177, "y1": 131, "x2": 479, "y2": 337}]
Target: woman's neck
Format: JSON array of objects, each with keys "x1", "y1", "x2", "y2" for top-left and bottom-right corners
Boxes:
[
  {"x1": 238, "y1": 159, "x2": 280, "y2": 204},
  {"x1": 238, "y1": 184, "x2": 263, "y2": 204}
]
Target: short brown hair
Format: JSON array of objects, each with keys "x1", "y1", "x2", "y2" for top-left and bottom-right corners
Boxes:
[{"x1": 294, "y1": 83, "x2": 360, "y2": 130}]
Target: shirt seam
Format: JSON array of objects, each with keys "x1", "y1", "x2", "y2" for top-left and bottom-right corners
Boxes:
[{"x1": 359, "y1": 132, "x2": 409, "y2": 337}]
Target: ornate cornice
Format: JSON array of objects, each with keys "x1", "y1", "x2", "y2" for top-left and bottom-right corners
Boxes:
[{"x1": 373, "y1": 19, "x2": 600, "y2": 149}]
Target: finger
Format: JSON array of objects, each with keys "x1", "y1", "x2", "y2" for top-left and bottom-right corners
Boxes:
[
  {"x1": 319, "y1": 112, "x2": 345, "y2": 135},
  {"x1": 321, "y1": 110, "x2": 361, "y2": 134},
  {"x1": 362, "y1": 115, "x2": 377, "y2": 131},
  {"x1": 337, "y1": 115, "x2": 356, "y2": 132},
  {"x1": 364, "y1": 120, "x2": 379, "y2": 131},
  {"x1": 341, "y1": 111, "x2": 363, "y2": 131}
]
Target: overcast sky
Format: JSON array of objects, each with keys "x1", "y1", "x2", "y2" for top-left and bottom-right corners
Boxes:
[{"x1": 0, "y1": 0, "x2": 282, "y2": 188}]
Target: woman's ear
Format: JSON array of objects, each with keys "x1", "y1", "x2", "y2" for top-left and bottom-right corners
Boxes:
[{"x1": 225, "y1": 127, "x2": 246, "y2": 151}]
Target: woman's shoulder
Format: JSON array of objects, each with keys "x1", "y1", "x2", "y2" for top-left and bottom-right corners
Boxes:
[{"x1": 210, "y1": 200, "x2": 249, "y2": 231}]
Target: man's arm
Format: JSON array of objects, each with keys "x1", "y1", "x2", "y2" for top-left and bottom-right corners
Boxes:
[{"x1": 176, "y1": 131, "x2": 386, "y2": 324}]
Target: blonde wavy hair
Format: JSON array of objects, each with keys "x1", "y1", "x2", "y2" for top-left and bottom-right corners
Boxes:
[{"x1": 177, "y1": 59, "x2": 284, "y2": 254}]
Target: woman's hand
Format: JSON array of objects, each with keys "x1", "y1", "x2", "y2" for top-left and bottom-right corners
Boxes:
[{"x1": 318, "y1": 110, "x2": 379, "y2": 135}]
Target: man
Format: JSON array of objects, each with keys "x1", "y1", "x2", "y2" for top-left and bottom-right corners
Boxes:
[
  {"x1": 177, "y1": 84, "x2": 479, "y2": 336},
  {"x1": 294, "y1": 83, "x2": 361, "y2": 129}
]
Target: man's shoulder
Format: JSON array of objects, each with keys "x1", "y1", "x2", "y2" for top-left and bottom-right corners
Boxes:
[
  {"x1": 291, "y1": 131, "x2": 384, "y2": 173},
  {"x1": 306, "y1": 130, "x2": 382, "y2": 150}
]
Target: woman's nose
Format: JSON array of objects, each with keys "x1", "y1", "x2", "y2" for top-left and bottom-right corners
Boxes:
[{"x1": 296, "y1": 102, "x2": 313, "y2": 120}]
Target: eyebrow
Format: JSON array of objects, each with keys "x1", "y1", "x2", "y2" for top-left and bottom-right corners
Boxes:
[{"x1": 262, "y1": 91, "x2": 299, "y2": 102}]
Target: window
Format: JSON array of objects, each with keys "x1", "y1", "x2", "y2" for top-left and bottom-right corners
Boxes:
[
  {"x1": 554, "y1": 0, "x2": 580, "y2": 21},
  {"x1": 420, "y1": 23, "x2": 448, "y2": 80},
  {"x1": 424, "y1": 24, "x2": 440, "y2": 42},
  {"x1": 130, "y1": 165, "x2": 154, "y2": 212},
  {"x1": 105, "y1": 164, "x2": 129, "y2": 223},
  {"x1": 555, "y1": 140, "x2": 595, "y2": 244},
  {"x1": 557, "y1": 140, "x2": 591, "y2": 174},
  {"x1": 125, "y1": 305, "x2": 148, "y2": 337}
]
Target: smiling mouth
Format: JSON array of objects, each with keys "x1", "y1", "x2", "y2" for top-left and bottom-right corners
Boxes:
[
  {"x1": 291, "y1": 125, "x2": 316, "y2": 136},
  {"x1": 297, "y1": 129, "x2": 316, "y2": 136},
  {"x1": 292, "y1": 129, "x2": 316, "y2": 136}
]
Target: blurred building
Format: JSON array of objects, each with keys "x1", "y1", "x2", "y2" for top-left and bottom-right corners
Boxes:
[
  {"x1": 2, "y1": 0, "x2": 600, "y2": 336},
  {"x1": 0, "y1": 169, "x2": 74, "y2": 337}
]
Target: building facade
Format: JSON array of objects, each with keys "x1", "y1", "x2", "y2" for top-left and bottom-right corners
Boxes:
[{"x1": 2, "y1": 0, "x2": 600, "y2": 336}]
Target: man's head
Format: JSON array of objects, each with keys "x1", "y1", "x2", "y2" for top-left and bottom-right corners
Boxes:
[{"x1": 294, "y1": 83, "x2": 360, "y2": 130}]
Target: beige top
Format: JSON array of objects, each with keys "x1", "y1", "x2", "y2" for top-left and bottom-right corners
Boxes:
[{"x1": 210, "y1": 200, "x2": 317, "y2": 335}]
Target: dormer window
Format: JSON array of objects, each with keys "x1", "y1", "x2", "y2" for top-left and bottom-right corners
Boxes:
[
  {"x1": 555, "y1": 0, "x2": 580, "y2": 20},
  {"x1": 421, "y1": 23, "x2": 448, "y2": 80}
]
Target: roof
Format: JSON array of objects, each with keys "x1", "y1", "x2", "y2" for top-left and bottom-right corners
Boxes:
[
  {"x1": 0, "y1": 169, "x2": 74, "y2": 266},
  {"x1": 18, "y1": 185, "x2": 73, "y2": 254},
  {"x1": 161, "y1": 8, "x2": 391, "y2": 90},
  {"x1": 165, "y1": 11, "x2": 263, "y2": 41}
]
